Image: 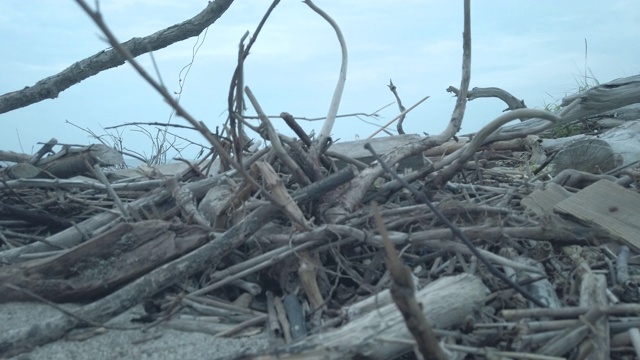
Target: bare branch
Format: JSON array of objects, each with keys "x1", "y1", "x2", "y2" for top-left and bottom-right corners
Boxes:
[
  {"x1": 367, "y1": 95, "x2": 430, "y2": 139},
  {"x1": 304, "y1": 0, "x2": 348, "y2": 157},
  {"x1": 445, "y1": 0, "x2": 472, "y2": 137},
  {"x1": 0, "y1": 0, "x2": 233, "y2": 115}
]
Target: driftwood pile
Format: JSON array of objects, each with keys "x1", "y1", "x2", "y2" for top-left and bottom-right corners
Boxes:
[
  {"x1": 0, "y1": 74, "x2": 639, "y2": 359},
  {"x1": 3, "y1": 1, "x2": 640, "y2": 359}
]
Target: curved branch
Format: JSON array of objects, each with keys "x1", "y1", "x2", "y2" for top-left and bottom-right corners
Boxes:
[
  {"x1": 448, "y1": 86, "x2": 528, "y2": 121},
  {"x1": 304, "y1": 0, "x2": 348, "y2": 157},
  {"x1": 0, "y1": 0, "x2": 233, "y2": 115},
  {"x1": 431, "y1": 108, "x2": 561, "y2": 187},
  {"x1": 338, "y1": 0, "x2": 471, "y2": 211}
]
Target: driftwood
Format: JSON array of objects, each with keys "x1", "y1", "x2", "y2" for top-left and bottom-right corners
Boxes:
[
  {"x1": 0, "y1": 0, "x2": 233, "y2": 115},
  {"x1": 552, "y1": 120, "x2": 640, "y2": 175},
  {"x1": 0, "y1": 165, "x2": 355, "y2": 356},
  {"x1": 1, "y1": 79, "x2": 639, "y2": 358},
  {"x1": 242, "y1": 274, "x2": 487, "y2": 360},
  {"x1": 0, "y1": 143, "x2": 124, "y2": 180},
  {"x1": 470, "y1": 74, "x2": 640, "y2": 143},
  {"x1": 3, "y1": 1, "x2": 640, "y2": 359},
  {"x1": 0, "y1": 220, "x2": 209, "y2": 302}
]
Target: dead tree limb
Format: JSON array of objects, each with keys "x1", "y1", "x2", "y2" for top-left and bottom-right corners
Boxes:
[{"x1": 0, "y1": 0, "x2": 234, "y2": 115}]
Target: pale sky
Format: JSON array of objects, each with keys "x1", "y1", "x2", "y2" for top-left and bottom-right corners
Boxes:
[{"x1": 1, "y1": 1, "x2": 639, "y2": 163}]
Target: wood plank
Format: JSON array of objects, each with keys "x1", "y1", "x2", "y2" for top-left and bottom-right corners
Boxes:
[
  {"x1": 554, "y1": 180, "x2": 640, "y2": 251},
  {"x1": 521, "y1": 182, "x2": 573, "y2": 217}
]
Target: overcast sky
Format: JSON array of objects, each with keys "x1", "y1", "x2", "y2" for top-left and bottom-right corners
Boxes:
[{"x1": 1, "y1": 0, "x2": 639, "y2": 163}]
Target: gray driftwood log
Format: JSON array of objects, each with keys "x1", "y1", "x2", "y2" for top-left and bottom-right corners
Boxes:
[
  {"x1": 0, "y1": 143, "x2": 124, "y2": 180},
  {"x1": 237, "y1": 274, "x2": 488, "y2": 360},
  {"x1": 552, "y1": 120, "x2": 640, "y2": 175}
]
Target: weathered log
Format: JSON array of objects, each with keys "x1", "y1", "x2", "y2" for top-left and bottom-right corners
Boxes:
[
  {"x1": 328, "y1": 134, "x2": 423, "y2": 170},
  {"x1": 0, "y1": 144, "x2": 124, "y2": 180},
  {"x1": 485, "y1": 75, "x2": 640, "y2": 143},
  {"x1": 0, "y1": 220, "x2": 209, "y2": 303},
  {"x1": 237, "y1": 274, "x2": 487, "y2": 360},
  {"x1": 552, "y1": 120, "x2": 640, "y2": 175}
]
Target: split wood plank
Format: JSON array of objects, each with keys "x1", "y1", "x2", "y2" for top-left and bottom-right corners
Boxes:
[
  {"x1": 554, "y1": 179, "x2": 640, "y2": 252},
  {"x1": 521, "y1": 182, "x2": 573, "y2": 217}
]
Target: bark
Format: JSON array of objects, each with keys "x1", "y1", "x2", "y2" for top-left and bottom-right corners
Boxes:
[{"x1": 0, "y1": 0, "x2": 234, "y2": 115}]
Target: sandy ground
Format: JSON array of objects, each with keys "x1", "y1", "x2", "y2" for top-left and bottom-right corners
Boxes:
[{"x1": 1, "y1": 302, "x2": 271, "y2": 360}]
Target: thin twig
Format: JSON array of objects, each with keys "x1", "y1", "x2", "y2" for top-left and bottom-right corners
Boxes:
[
  {"x1": 226, "y1": 0, "x2": 281, "y2": 162},
  {"x1": 227, "y1": 0, "x2": 281, "y2": 117},
  {"x1": 367, "y1": 95, "x2": 430, "y2": 139},
  {"x1": 230, "y1": 30, "x2": 249, "y2": 164},
  {"x1": 245, "y1": 87, "x2": 311, "y2": 186},
  {"x1": 388, "y1": 79, "x2": 407, "y2": 135}
]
